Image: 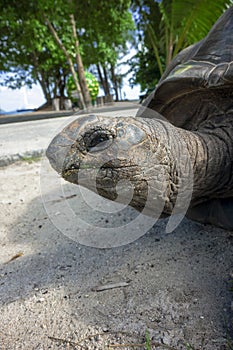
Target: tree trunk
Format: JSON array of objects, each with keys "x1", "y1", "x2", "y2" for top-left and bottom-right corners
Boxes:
[
  {"x1": 37, "y1": 75, "x2": 51, "y2": 102},
  {"x1": 103, "y1": 65, "x2": 111, "y2": 96},
  {"x1": 97, "y1": 63, "x2": 112, "y2": 98},
  {"x1": 70, "y1": 14, "x2": 92, "y2": 109},
  {"x1": 119, "y1": 85, "x2": 122, "y2": 101},
  {"x1": 53, "y1": 72, "x2": 58, "y2": 99},
  {"x1": 44, "y1": 15, "x2": 85, "y2": 109},
  {"x1": 59, "y1": 71, "x2": 67, "y2": 110},
  {"x1": 102, "y1": 65, "x2": 111, "y2": 98},
  {"x1": 110, "y1": 64, "x2": 119, "y2": 101},
  {"x1": 33, "y1": 52, "x2": 52, "y2": 103},
  {"x1": 97, "y1": 64, "x2": 106, "y2": 95}
]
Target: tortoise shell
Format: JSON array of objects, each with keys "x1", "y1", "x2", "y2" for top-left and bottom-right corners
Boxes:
[{"x1": 141, "y1": 6, "x2": 233, "y2": 131}]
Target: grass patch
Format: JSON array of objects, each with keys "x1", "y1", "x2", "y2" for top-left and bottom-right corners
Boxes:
[
  {"x1": 145, "y1": 330, "x2": 151, "y2": 350},
  {"x1": 185, "y1": 344, "x2": 196, "y2": 350},
  {"x1": 227, "y1": 340, "x2": 233, "y2": 350},
  {"x1": 20, "y1": 155, "x2": 42, "y2": 163}
]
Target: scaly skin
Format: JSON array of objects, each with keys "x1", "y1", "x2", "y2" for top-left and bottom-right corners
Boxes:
[{"x1": 46, "y1": 114, "x2": 233, "y2": 219}]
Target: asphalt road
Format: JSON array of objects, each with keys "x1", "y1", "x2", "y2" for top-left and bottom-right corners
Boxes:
[
  {"x1": 0, "y1": 101, "x2": 139, "y2": 124},
  {"x1": 0, "y1": 103, "x2": 139, "y2": 166}
]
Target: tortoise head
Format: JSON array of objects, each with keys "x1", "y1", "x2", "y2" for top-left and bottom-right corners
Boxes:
[{"x1": 46, "y1": 114, "x2": 171, "y2": 214}]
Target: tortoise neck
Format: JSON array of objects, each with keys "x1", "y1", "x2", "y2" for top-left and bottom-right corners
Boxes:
[
  {"x1": 189, "y1": 126, "x2": 233, "y2": 204},
  {"x1": 142, "y1": 118, "x2": 232, "y2": 214}
]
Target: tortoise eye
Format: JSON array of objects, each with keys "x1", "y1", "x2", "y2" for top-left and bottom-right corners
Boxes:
[{"x1": 84, "y1": 130, "x2": 113, "y2": 152}]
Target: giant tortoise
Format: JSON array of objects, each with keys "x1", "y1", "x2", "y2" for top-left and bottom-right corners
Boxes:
[{"x1": 46, "y1": 6, "x2": 233, "y2": 230}]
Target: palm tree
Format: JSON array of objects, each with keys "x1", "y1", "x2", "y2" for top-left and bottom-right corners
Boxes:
[{"x1": 141, "y1": 0, "x2": 233, "y2": 75}]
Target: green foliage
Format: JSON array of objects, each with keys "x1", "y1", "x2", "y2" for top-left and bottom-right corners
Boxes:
[
  {"x1": 67, "y1": 72, "x2": 99, "y2": 102},
  {"x1": 145, "y1": 329, "x2": 151, "y2": 350},
  {"x1": 128, "y1": 49, "x2": 164, "y2": 91},
  {"x1": 0, "y1": 1, "x2": 69, "y2": 99},
  {"x1": 0, "y1": 0, "x2": 134, "y2": 103},
  {"x1": 157, "y1": 0, "x2": 233, "y2": 61},
  {"x1": 185, "y1": 344, "x2": 196, "y2": 350},
  {"x1": 130, "y1": 0, "x2": 233, "y2": 92},
  {"x1": 78, "y1": 1, "x2": 135, "y2": 68},
  {"x1": 1, "y1": 0, "x2": 232, "y2": 101},
  {"x1": 21, "y1": 155, "x2": 42, "y2": 163}
]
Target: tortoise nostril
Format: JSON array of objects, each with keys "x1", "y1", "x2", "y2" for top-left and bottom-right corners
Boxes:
[{"x1": 46, "y1": 133, "x2": 74, "y2": 174}]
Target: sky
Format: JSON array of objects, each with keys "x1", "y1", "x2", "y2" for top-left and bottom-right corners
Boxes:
[
  {"x1": 0, "y1": 50, "x2": 141, "y2": 113},
  {"x1": 0, "y1": 84, "x2": 45, "y2": 112},
  {"x1": 0, "y1": 78, "x2": 141, "y2": 113}
]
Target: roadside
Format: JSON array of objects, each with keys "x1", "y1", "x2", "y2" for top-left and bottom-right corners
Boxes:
[
  {"x1": 0, "y1": 102, "x2": 232, "y2": 349},
  {"x1": 0, "y1": 159, "x2": 232, "y2": 349},
  {"x1": 0, "y1": 101, "x2": 139, "y2": 125},
  {"x1": 0, "y1": 103, "x2": 139, "y2": 167}
]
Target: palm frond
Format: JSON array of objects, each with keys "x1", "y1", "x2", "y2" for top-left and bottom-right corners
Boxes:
[
  {"x1": 148, "y1": 24, "x2": 164, "y2": 75},
  {"x1": 171, "y1": 0, "x2": 233, "y2": 57}
]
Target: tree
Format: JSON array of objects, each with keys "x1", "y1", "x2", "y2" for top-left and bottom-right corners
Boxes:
[
  {"x1": 78, "y1": 1, "x2": 135, "y2": 100},
  {"x1": 39, "y1": 0, "x2": 93, "y2": 109},
  {"x1": 128, "y1": 49, "x2": 163, "y2": 92},
  {"x1": 0, "y1": 0, "x2": 135, "y2": 107},
  {"x1": 149, "y1": 0, "x2": 233, "y2": 70},
  {"x1": 43, "y1": 14, "x2": 87, "y2": 109},
  {"x1": 0, "y1": 4, "x2": 71, "y2": 107},
  {"x1": 130, "y1": 0, "x2": 233, "y2": 92}
]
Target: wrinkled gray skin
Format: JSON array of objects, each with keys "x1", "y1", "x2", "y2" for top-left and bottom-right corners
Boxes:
[{"x1": 47, "y1": 7, "x2": 233, "y2": 229}]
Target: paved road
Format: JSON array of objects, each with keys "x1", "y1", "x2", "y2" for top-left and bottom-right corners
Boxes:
[
  {"x1": 0, "y1": 110, "x2": 74, "y2": 125},
  {"x1": 0, "y1": 104, "x2": 138, "y2": 166},
  {"x1": 0, "y1": 101, "x2": 139, "y2": 124}
]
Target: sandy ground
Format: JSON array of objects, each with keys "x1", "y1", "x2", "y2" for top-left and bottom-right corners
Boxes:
[{"x1": 0, "y1": 159, "x2": 232, "y2": 350}]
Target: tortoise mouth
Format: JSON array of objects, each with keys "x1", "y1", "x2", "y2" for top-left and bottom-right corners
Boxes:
[
  {"x1": 61, "y1": 159, "x2": 142, "y2": 193},
  {"x1": 62, "y1": 161, "x2": 139, "y2": 179}
]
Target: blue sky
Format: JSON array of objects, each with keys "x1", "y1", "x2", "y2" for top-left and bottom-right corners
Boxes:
[
  {"x1": 0, "y1": 50, "x2": 141, "y2": 112},
  {"x1": 0, "y1": 84, "x2": 45, "y2": 112},
  {"x1": 0, "y1": 75, "x2": 141, "y2": 112},
  {"x1": 0, "y1": 77, "x2": 140, "y2": 112}
]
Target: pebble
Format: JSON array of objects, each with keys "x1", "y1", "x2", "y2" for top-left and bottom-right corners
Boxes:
[{"x1": 37, "y1": 297, "x2": 45, "y2": 303}]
